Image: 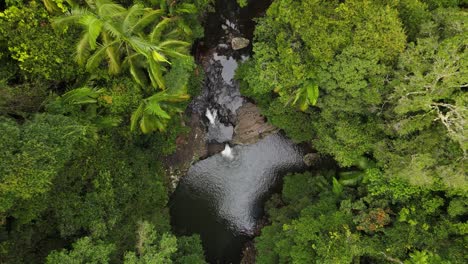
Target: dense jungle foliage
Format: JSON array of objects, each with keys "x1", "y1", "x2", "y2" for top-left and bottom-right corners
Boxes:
[
  {"x1": 0, "y1": 0, "x2": 466, "y2": 263},
  {"x1": 0, "y1": 0, "x2": 210, "y2": 262},
  {"x1": 237, "y1": 0, "x2": 467, "y2": 263}
]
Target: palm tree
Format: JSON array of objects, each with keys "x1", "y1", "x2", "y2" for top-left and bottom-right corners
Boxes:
[
  {"x1": 53, "y1": 0, "x2": 200, "y2": 133},
  {"x1": 53, "y1": 0, "x2": 194, "y2": 90}
]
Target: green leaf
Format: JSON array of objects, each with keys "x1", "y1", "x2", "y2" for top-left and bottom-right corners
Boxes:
[
  {"x1": 332, "y1": 177, "x2": 343, "y2": 196},
  {"x1": 306, "y1": 83, "x2": 319, "y2": 106},
  {"x1": 148, "y1": 59, "x2": 166, "y2": 89},
  {"x1": 152, "y1": 50, "x2": 170, "y2": 64},
  {"x1": 338, "y1": 171, "x2": 363, "y2": 186}
]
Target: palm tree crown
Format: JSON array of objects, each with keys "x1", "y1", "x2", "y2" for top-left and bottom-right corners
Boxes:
[
  {"x1": 53, "y1": 0, "x2": 199, "y2": 133},
  {"x1": 54, "y1": 0, "x2": 194, "y2": 90}
]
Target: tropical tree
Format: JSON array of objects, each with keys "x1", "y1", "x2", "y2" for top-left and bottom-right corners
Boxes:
[
  {"x1": 53, "y1": 0, "x2": 194, "y2": 90},
  {"x1": 53, "y1": 0, "x2": 200, "y2": 133}
]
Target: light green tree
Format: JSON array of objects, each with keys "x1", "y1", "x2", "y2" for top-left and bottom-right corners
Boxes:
[
  {"x1": 46, "y1": 237, "x2": 115, "y2": 264},
  {"x1": 124, "y1": 221, "x2": 178, "y2": 264}
]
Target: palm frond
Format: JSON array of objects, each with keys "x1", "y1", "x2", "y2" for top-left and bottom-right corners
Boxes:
[
  {"x1": 102, "y1": 32, "x2": 121, "y2": 74},
  {"x1": 174, "y1": 3, "x2": 197, "y2": 15},
  {"x1": 150, "y1": 17, "x2": 174, "y2": 43},
  {"x1": 130, "y1": 9, "x2": 164, "y2": 34},
  {"x1": 131, "y1": 102, "x2": 145, "y2": 132},
  {"x1": 65, "y1": 0, "x2": 78, "y2": 9},
  {"x1": 140, "y1": 114, "x2": 166, "y2": 133},
  {"x1": 94, "y1": 115, "x2": 122, "y2": 128},
  {"x1": 62, "y1": 87, "x2": 104, "y2": 105},
  {"x1": 128, "y1": 58, "x2": 149, "y2": 87},
  {"x1": 52, "y1": 8, "x2": 88, "y2": 30},
  {"x1": 161, "y1": 48, "x2": 190, "y2": 60},
  {"x1": 148, "y1": 59, "x2": 166, "y2": 89},
  {"x1": 95, "y1": 0, "x2": 126, "y2": 18},
  {"x1": 79, "y1": 14, "x2": 103, "y2": 50},
  {"x1": 86, "y1": 39, "x2": 121, "y2": 72},
  {"x1": 123, "y1": 4, "x2": 145, "y2": 33},
  {"x1": 145, "y1": 100, "x2": 171, "y2": 119},
  {"x1": 291, "y1": 85, "x2": 310, "y2": 111},
  {"x1": 158, "y1": 40, "x2": 191, "y2": 49},
  {"x1": 152, "y1": 50, "x2": 170, "y2": 64},
  {"x1": 177, "y1": 20, "x2": 192, "y2": 36},
  {"x1": 105, "y1": 45, "x2": 121, "y2": 74},
  {"x1": 306, "y1": 83, "x2": 319, "y2": 106},
  {"x1": 163, "y1": 28, "x2": 182, "y2": 39},
  {"x1": 102, "y1": 22, "x2": 123, "y2": 39},
  {"x1": 128, "y1": 36, "x2": 155, "y2": 57},
  {"x1": 85, "y1": 44, "x2": 108, "y2": 71},
  {"x1": 43, "y1": 0, "x2": 61, "y2": 13},
  {"x1": 153, "y1": 92, "x2": 189, "y2": 103},
  {"x1": 76, "y1": 32, "x2": 91, "y2": 65}
]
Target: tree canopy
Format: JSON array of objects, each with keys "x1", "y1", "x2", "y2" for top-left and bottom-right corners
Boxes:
[
  {"x1": 0, "y1": 0, "x2": 466, "y2": 263},
  {"x1": 238, "y1": 0, "x2": 467, "y2": 263}
]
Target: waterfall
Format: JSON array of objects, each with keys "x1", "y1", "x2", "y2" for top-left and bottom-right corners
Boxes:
[
  {"x1": 205, "y1": 108, "x2": 217, "y2": 125},
  {"x1": 221, "y1": 144, "x2": 234, "y2": 159}
]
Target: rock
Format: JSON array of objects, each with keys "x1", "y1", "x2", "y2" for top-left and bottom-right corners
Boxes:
[
  {"x1": 163, "y1": 113, "x2": 208, "y2": 191},
  {"x1": 206, "y1": 143, "x2": 226, "y2": 157},
  {"x1": 303, "y1": 153, "x2": 319, "y2": 167},
  {"x1": 240, "y1": 241, "x2": 256, "y2": 264},
  {"x1": 232, "y1": 102, "x2": 278, "y2": 145},
  {"x1": 231, "y1": 37, "x2": 250, "y2": 50}
]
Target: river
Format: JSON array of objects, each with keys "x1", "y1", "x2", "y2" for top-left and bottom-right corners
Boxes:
[{"x1": 169, "y1": 1, "x2": 306, "y2": 263}]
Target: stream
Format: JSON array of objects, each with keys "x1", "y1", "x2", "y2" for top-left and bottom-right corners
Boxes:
[{"x1": 169, "y1": 0, "x2": 306, "y2": 263}]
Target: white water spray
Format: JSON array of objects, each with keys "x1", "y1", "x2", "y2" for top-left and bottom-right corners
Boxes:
[
  {"x1": 205, "y1": 108, "x2": 217, "y2": 125},
  {"x1": 221, "y1": 144, "x2": 234, "y2": 159}
]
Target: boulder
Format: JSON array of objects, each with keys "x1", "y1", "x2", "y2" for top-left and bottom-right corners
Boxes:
[
  {"x1": 231, "y1": 37, "x2": 250, "y2": 50},
  {"x1": 303, "y1": 153, "x2": 319, "y2": 167},
  {"x1": 232, "y1": 102, "x2": 278, "y2": 145}
]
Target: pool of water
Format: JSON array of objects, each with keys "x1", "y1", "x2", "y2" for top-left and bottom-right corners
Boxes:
[{"x1": 170, "y1": 134, "x2": 305, "y2": 263}]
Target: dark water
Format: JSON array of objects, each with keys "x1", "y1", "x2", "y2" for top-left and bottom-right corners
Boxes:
[
  {"x1": 171, "y1": 134, "x2": 305, "y2": 263},
  {"x1": 170, "y1": 1, "x2": 307, "y2": 263}
]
